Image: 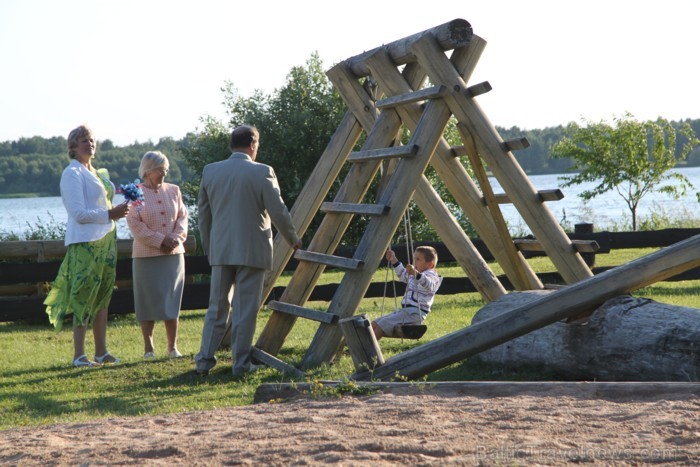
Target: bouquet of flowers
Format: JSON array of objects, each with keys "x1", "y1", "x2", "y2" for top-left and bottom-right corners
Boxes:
[{"x1": 119, "y1": 179, "x2": 145, "y2": 207}]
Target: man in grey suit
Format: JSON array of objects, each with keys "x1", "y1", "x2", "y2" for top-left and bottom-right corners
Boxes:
[{"x1": 195, "y1": 125, "x2": 302, "y2": 377}]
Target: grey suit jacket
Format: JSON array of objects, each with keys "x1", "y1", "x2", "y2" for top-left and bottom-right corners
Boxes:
[{"x1": 198, "y1": 152, "x2": 299, "y2": 269}]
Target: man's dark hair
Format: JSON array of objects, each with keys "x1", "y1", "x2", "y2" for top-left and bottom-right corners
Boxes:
[{"x1": 230, "y1": 125, "x2": 259, "y2": 150}]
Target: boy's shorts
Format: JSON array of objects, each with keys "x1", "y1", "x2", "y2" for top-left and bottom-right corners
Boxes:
[{"x1": 374, "y1": 307, "x2": 426, "y2": 337}]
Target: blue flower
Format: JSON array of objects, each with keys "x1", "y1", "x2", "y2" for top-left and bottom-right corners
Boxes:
[{"x1": 119, "y1": 180, "x2": 145, "y2": 206}]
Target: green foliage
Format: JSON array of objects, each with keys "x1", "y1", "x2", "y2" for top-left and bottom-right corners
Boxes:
[
  {"x1": 550, "y1": 113, "x2": 700, "y2": 230},
  {"x1": 181, "y1": 52, "x2": 347, "y2": 243}
]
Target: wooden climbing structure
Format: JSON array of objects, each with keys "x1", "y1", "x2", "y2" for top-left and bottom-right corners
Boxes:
[{"x1": 251, "y1": 18, "x2": 595, "y2": 377}]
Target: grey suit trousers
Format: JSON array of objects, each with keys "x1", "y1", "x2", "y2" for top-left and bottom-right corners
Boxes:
[{"x1": 195, "y1": 264, "x2": 265, "y2": 375}]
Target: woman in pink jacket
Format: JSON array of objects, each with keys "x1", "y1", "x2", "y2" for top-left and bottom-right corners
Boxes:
[{"x1": 127, "y1": 151, "x2": 188, "y2": 359}]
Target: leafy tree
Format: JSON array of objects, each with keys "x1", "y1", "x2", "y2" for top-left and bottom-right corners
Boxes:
[
  {"x1": 550, "y1": 113, "x2": 699, "y2": 230},
  {"x1": 181, "y1": 53, "x2": 347, "y2": 243}
]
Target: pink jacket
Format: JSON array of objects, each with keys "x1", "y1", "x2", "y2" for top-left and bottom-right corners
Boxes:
[{"x1": 126, "y1": 183, "x2": 188, "y2": 258}]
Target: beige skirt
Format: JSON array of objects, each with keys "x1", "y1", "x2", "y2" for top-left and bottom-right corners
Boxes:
[{"x1": 132, "y1": 254, "x2": 184, "y2": 321}]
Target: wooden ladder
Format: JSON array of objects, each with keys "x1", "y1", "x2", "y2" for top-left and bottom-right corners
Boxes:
[{"x1": 254, "y1": 24, "x2": 593, "y2": 373}]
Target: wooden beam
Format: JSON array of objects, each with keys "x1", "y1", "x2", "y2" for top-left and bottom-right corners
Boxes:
[
  {"x1": 339, "y1": 314, "x2": 385, "y2": 372},
  {"x1": 376, "y1": 85, "x2": 447, "y2": 109},
  {"x1": 250, "y1": 347, "x2": 305, "y2": 379},
  {"x1": 347, "y1": 144, "x2": 418, "y2": 162},
  {"x1": 320, "y1": 202, "x2": 389, "y2": 216},
  {"x1": 294, "y1": 250, "x2": 364, "y2": 270},
  {"x1": 267, "y1": 300, "x2": 339, "y2": 324},
  {"x1": 491, "y1": 189, "x2": 565, "y2": 204},
  {"x1": 342, "y1": 19, "x2": 473, "y2": 78},
  {"x1": 502, "y1": 138, "x2": 531, "y2": 151},
  {"x1": 355, "y1": 233, "x2": 700, "y2": 381},
  {"x1": 414, "y1": 175, "x2": 506, "y2": 301},
  {"x1": 465, "y1": 81, "x2": 492, "y2": 98}
]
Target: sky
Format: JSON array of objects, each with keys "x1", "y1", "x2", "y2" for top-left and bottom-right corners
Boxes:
[{"x1": 1, "y1": 0, "x2": 698, "y2": 146}]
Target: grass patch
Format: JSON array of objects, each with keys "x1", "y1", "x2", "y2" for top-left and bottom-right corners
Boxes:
[{"x1": 1, "y1": 247, "x2": 698, "y2": 429}]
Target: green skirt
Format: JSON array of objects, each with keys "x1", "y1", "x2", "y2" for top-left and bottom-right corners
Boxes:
[{"x1": 44, "y1": 228, "x2": 117, "y2": 330}]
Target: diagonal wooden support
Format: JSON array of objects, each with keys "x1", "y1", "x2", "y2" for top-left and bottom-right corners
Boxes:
[
  {"x1": 255, "y1": 62, "x2": 428, "y2": 356},
  {"x1": 411, "y1": 33, "x2": 592, "y2": 284},
  {"x1": 301, "y1": 51, "x2": 456, "y2": 369},
  {"x1": 367, "y1": 37, "x2": 541, "y2": 291}
]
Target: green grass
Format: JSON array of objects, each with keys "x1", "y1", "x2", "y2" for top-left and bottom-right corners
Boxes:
[{"x1": 2, "y1": 247, "x2": 699, "y2": 430}]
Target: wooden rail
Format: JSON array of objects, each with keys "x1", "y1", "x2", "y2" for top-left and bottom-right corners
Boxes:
[{"x1": 2, "y1": 228, "x2": 700, "y2": 323}]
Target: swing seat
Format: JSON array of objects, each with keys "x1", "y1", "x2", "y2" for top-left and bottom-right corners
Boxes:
[{"x1": 396, "y1": 324, "x2": 427, "y2": 340}]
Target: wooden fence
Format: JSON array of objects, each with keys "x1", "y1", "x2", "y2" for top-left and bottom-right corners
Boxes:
[{"x1": 2, "y1": 227, "x2": 700, "y2": 323}]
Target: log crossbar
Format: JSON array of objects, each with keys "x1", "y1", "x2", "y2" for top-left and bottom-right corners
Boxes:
[
  {"x1": 465, "y1": 81, "x2": 492, "y2": 98},
  {"x1": 320, "y1": 202, "x2": 390, "y2": 216},
  {"x1": 491, "y1": 189, "x2": 565, "y2": 204},
  {"x1": 267, "y1": 300, "x2": 339, "y2": 324},
  {"x1": 293, "y1": 250, "x2": 364, "y2": 270},
  {"x1": 347, "y1": 144, "x2": 418, "y2": 163},
  {"x1": 502, "y1": 138, "x2": 530, "y2": 151},
  {"x1": 250, "y1": 347, "x2": 305, "y2": 378},
  {"x1": 376, "y1": 85, "x2": 447, "y2": 109},
  {"x1": 342, "y1": 19, "x2": 473, "y2": 78}
]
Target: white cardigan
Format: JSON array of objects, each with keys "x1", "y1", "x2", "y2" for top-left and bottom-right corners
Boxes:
[{"x1": 60, "y1": 159, "x2": 114, "y2": 246}]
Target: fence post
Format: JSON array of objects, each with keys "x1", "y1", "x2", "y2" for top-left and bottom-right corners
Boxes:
[{"x1": 575, "y1": 223, "x2": 595, "y2": 267}]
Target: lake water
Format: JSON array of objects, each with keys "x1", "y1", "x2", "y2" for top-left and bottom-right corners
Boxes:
[{"x1": 2, "y1": 167, "x2": 700, "y2": 238}]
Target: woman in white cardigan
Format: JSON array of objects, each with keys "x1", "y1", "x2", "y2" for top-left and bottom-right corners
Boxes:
[{"x1": 44, "y1": 125, "x2": 130, "y2": 367}]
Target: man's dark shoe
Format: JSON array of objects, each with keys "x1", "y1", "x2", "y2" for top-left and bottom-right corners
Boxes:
[{"x1": 194, "y1": 368, "x2": 209, "y2": 377}]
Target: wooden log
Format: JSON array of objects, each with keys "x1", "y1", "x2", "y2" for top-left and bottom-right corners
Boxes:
[
  {"x1": 353, "y1": 233, "x2": 700, "y2": 381},
  {"x1": 473, "y1": 292, "x2": 700, "y2": 381},
  {"x1": 491, "y1": 189, "x2": 564, "y2": 204},
  {"x1": 320, "y1": 202, "x2": 389, "y2": 216},
  {"x1": 502, "y1": 137, "x2": 530, "y2": 151},
  {"x1": 339, "y1": 314, "x2": 385, "y2": 372},
  {"x1": 267, "y1": 300, "x2": 339, "y2": 324},
  {"x1": 342, "y1": 19, "x2": 472, "y2": 78},
  {"x1": 250, "y1": 347, "x2": 305, "y2": 379},
  {"x1": 376, "y1": 85, "x2": 447, "y2": 109},
  {"x1": 293, "y1": 250, "x2": 364, "y2": 270},
  {"x1": 465, "y1": 81, "x2": 492, "y2": 98},
  {"x1": 347, "y1": 144, "x2": 418, "y2": 162}
]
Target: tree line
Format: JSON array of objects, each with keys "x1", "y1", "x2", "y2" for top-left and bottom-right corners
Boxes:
[{"x1": 3, "y1": 53, "x2": 700, "y2": 241}]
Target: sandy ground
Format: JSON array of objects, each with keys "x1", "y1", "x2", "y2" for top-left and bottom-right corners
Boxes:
[{"x1": 1, "y1": 384, "x2": 699, "y2": 466}]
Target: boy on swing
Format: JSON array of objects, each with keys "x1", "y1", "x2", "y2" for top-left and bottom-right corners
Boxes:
[{"x1": 371, "y1": 245, "x2": 442, "y2": 340}]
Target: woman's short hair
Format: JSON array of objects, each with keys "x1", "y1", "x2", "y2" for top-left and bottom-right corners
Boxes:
[
  {"x1": 139, "y1": 151, "x2": 169, "y2": 179},
  {"x1": 229, "y1": 125, "x2": 259, "y2": 150},
  {"x1": 67, "y1": 124, "x2": 94, "y2": 159}
]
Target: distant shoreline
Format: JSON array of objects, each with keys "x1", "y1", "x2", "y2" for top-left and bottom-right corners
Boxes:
[{"x1": 0, "y1": 193, "x2": 53, "y2": 199}]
